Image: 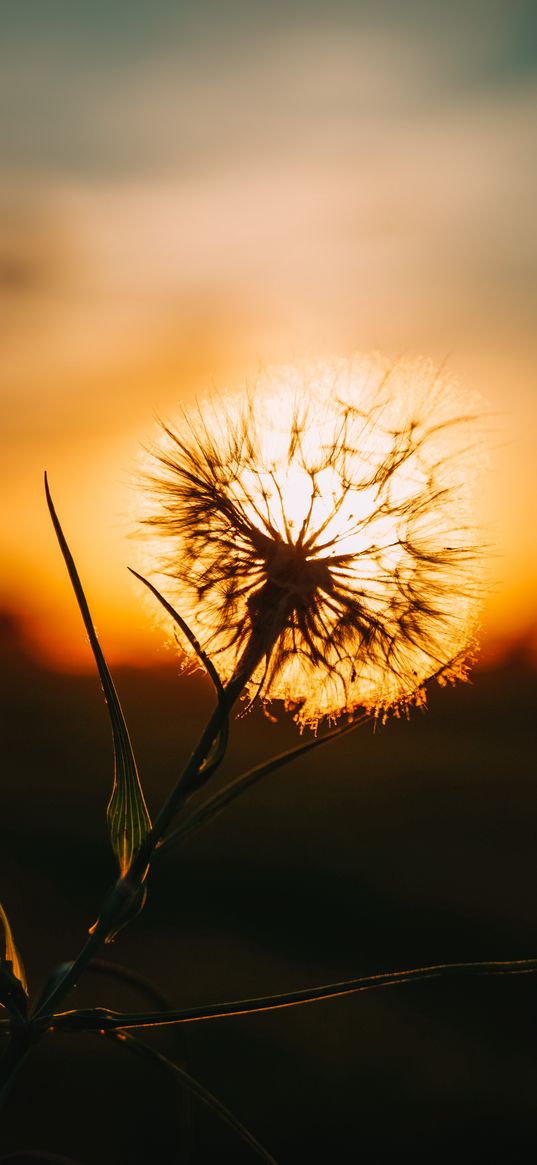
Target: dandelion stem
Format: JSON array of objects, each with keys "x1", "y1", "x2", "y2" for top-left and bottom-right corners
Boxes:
[
  {"x1": 159, "y1": 712, "x2": 371, "y2": 855},
  {"x1": 129, "y1": 629, "x2": 275, "y2": 878},
  {"x1": 32, "y1": 920, "x2": 108, "y2": 1023},
  {"x1": 31, "y1": 633, "x2": 268, "y2": 1033}
]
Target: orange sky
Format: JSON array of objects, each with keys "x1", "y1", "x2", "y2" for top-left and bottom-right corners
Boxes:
[{"x1": 1, "y1": 3, "x2": 536, "y2": 670}]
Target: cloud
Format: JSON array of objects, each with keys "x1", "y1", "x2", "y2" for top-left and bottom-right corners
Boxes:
[{"x1": 1, "y1": 3, "x2": 535, "y2": 176}]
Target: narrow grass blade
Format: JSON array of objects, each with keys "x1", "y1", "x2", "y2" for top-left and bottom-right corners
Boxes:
[
  {"x1": 128, "y1": 568, "x2": 224, "y2": 699},
  {"x1": 110, "y1": 1030, "x2": 279, "y2": 1165},
  {"x1": 160, "y1": 712, "x2": 371, "y2": 852},
  {"x1": 52, "y1": 955, "x2": 537, "y2": 1034},
  {"x1": 0, "y1": 899, "x2": 28, "y2": 997},
  {"x1": 0, "y1": 900, "x2": 28, "y2": 1027},
  {"x1": 158, "y1": 647, "x2": 471, "y2": 854},
  {"x1": 44, "y1": 474, "x2": 151, "y2": 875},
  {"x1": 128, "y1": 567, "x2": 229, "y2": 781}
]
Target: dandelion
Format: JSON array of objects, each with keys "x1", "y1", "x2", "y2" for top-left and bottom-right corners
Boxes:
[{"x1": 143, "y1": 355, "x2": 484, "y2": 728}]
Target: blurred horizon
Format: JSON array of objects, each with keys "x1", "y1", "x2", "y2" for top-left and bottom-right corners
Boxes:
[
  {"x1": 1, "y1": 600, "x2": 537, "y2": 680},
  {"x1": 1, "y1": 0, "x2": 536, "y2": 670}
]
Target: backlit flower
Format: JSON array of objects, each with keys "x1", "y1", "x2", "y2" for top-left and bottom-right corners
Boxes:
[{"x1": 143, "y1": 355, "x2": 484, "y2": 727}]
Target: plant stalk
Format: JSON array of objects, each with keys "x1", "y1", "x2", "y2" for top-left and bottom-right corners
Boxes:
[{"x1": 12, "y1": 632, "x2": 269, "y2": 1067}]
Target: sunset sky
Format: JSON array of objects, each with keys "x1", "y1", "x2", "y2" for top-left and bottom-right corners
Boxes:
[{"x1": 1, "y1": 0, "x2": 536, "y2": 669}]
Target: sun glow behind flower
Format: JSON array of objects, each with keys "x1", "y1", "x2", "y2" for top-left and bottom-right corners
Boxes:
[{"x1": 144, "y1": 355, "x2": 485, "y2": 726}]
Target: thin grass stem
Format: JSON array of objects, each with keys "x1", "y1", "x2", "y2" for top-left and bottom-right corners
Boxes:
[
  {"x1": 47, "y1": 955, "x2": 537, "y2": 1034},
  {"x1": 109, "y1": 1030, "x2": 279, "y2": 1165}
]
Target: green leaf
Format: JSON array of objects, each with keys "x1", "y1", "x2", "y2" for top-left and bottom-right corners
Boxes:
[
  {"x1": 0, "y1": 899, "x2": 28, "y2": 998},
  {"x1": 44, "y1": 473, "x2": 151, "y2": 875},
  {"x1": 111, "y1": 1030, "x2": 279, "y2": 1165}
]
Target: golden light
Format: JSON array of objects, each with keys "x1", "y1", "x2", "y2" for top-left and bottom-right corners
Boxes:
[{"x1": 141, "y1": 355, "x2": 485, "y2": 727}]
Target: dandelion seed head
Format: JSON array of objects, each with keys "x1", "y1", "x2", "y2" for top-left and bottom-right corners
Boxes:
[{"x1": 142, "y1": 355, "x2": 486, "y2": 727}]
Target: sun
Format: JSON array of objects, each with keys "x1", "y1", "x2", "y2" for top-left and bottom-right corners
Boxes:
[{"x1": 140, "y1": 355, "x2": 485, "y2": 727}]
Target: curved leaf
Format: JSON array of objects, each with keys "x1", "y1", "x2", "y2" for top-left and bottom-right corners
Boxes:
[
  {"x1": 45, "y1": 474, "x2": 151, "y2": 875},
  {"x1": 128, "y1": 568, "x2": 224, "y2": 698},
  {"x1": 0, "y1": 899, "x2": 28, "y2": 998},
  {"x1": 160, "y1": 711, "x2": 371, "y2": 852},
  {"x1": 128, "y1": 567, "x2": 229, "y2": 780},
  {"x1": 87, "y1": 958, "x2": 173, "y2": 1010},
  {"x1": 111, "y1": 1030, "x2": 279, "y2": 1165}
]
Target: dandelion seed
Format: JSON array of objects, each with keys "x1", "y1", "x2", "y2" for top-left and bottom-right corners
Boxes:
[{"x1": 142, "y1": 355, "x2": 485, "y2": 728}]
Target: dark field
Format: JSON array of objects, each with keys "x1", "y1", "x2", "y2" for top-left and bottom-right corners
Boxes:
[{"x1": 1, "y1": 627, "x2": 537, "y2": 1162}]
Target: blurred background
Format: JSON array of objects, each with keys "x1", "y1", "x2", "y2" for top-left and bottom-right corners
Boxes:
[
  {"x1": 1, "y1": 1, "x2": 536, "y2": 1161},
  {"x1": 1, "y1": 0, "x2": 536, "y2": 666}
]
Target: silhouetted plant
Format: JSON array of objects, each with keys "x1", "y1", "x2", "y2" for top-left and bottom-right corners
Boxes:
[{"x1": 3, "y1": 356, "x2": 530, "y2": 1163}]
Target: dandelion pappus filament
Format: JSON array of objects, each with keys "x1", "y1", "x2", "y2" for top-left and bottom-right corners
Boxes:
[{"x1": 141, "y1": 355, "x2": 485, "y2": 727}]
